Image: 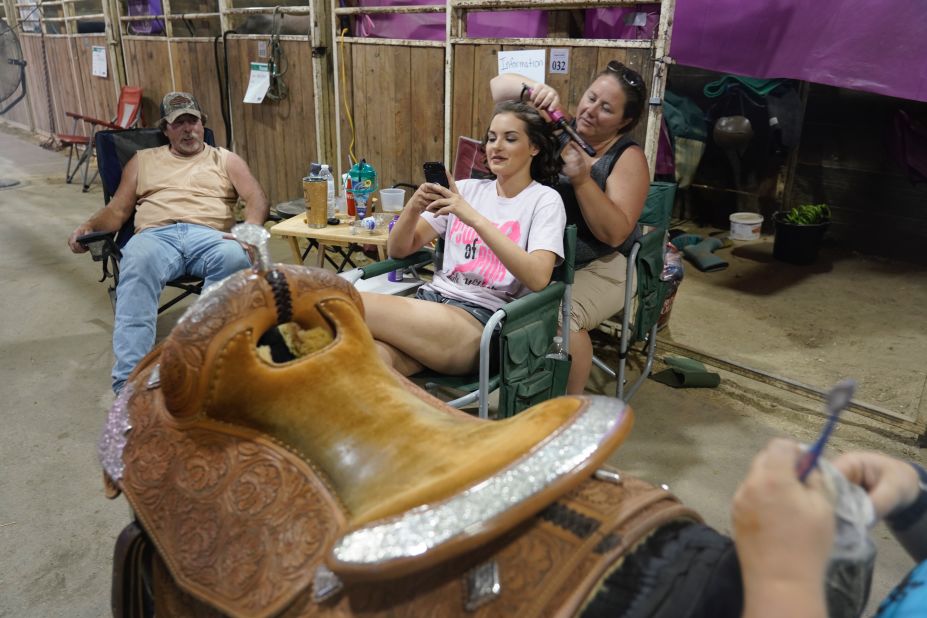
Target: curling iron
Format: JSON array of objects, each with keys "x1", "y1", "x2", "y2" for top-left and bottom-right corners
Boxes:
[{"x1": 524, "y1": 85, "x2": 597, "y2": 157}]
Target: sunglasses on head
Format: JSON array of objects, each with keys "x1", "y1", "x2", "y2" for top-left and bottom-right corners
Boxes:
[{"x1": 606, "y1": 61, "x2": 643, "y2": 89}]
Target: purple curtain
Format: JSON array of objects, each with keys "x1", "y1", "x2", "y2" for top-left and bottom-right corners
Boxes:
[
  {"x1": 353, "y1": 1, "x2": 546, "y2": 40},
  {"x1": 670, "y1": 0, "x2": 927, "y2": 103},
  {"x1": 584, "y1": 5, "x2": 661, "y2": 40}
]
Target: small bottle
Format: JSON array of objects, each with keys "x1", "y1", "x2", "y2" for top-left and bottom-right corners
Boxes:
[
  {"x1": 387, "y1": 215, "x2": 402, "y2": 282},
  {"x1": 320, "y1": 164, "x2": 335, "y2": 219},
  {"x1": 545, "y1": 336, "x2": 568, "y2": 360},
  {"x1": 344, "y1": 175, "x2": 356, "y2": 217}
]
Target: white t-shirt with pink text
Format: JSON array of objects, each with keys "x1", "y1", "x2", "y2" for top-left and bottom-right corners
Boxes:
[{"x1": 420, "y1": 178, "x2": 566, "y2": 312}]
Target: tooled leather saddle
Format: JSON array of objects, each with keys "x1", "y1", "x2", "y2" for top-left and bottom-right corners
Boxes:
[{"x1": 100, "y1": 230, "x2": 701, "y2": 618}]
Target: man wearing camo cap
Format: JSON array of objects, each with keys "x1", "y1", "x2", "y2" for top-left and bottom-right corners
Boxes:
[{"x1": 68, "y1": 91, "x2": 269, "y2": 394}]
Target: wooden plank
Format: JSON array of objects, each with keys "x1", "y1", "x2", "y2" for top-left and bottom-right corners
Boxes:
[
  {"x1": 169, "y1": 39, "x2": 227, "y2": 148},
  {"x1": 122, "y1": 38, "x2": 173, "y2": 128},
  {"x1": 472, "y1": 44, "x2": 500, "y2": 138},
  {"x1": 617, "y1": 47, "x2": 651, "y2": 146},
  {"x1": 337, "y1": 40, "x2": 354, "y2": 174},
  {"x1": 411, "y1": 46, "x2": 444, "y2": 182},
  {"x1": 71, "y1": 35, "x2": 116, "y2": 126},
  {"x1": 45, "y1": 37, "x2": 77, "y2": 135},
  {"x1": 451, "y1": 44, "x2": 475, "y2": 154},
  {"x1": 19, "y1": 35, "x2": 52, "y2": 133},
  {"x1": 224, "y1": 37, "x2": 319, "y2": 206}
]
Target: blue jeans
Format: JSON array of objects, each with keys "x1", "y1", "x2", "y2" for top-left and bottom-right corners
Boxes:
[{"x1": 111, "y1": 223, "x2": 250, "y2": 393}]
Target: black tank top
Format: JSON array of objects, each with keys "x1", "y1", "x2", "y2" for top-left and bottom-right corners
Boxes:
[{"x1": 556, "y1": 133, "x2": 643, "y2": 266}]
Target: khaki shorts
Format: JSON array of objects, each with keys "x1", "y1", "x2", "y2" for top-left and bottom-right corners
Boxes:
[{"x1": 567, "y1": 252, "x2": 636, "y2": 332}]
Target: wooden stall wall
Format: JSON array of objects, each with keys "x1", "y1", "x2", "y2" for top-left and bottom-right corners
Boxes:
[
  {"x1": 44, "y1": 37, "x2": 81, "y2": 136},
  {"x1": 170, "y1": 40, "x2": 226, "y2": 147},
  {"x1": 17, "y1": 34, "x2": 56, "y2": 134},
  {"x1": 793, "y1": 84, "x2": 927, "y2": 264},
  {"x1": 3, "y1": 34, "x2": 118, "y2": 135},
  {"x1": 452, "y1": 45, "x2": 653, "y2": 156},
  {"x1": 122, "y1": 38, "x2": 174, "y2": 128},
  {"x1": 71, "y1": 35, "x2": 120, "y2": 130},
  {"x1": 338, "y1": 42, "x2": 445, "y2": 190},
  {"x1": 226, "y1": 37, "x2": 318, "y2": 206}
]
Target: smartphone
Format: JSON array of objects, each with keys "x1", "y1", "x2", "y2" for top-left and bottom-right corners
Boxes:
[{"x1": 423, "y1": 161, "x2": 450, "y2": 189}]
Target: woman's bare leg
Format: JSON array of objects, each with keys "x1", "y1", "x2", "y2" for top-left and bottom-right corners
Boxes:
[
  {"x1": 567, "y1": 328, "x2": 593, "y2": 395},
  {"x1": 361, "y1": 292, "x2": 485, "y2": 375},
  {"x1": 374, "y1": 340, "x2": 425, "y2": 376}
]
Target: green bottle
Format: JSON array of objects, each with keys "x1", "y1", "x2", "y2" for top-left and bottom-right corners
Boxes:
[{"x1": 348, "y1": 159, "x2": 377, "y2": 219}]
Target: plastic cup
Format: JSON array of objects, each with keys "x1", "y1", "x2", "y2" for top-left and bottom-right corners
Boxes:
[{"x1": 379, "y1": 188, "x2": 406, "y2": 212}]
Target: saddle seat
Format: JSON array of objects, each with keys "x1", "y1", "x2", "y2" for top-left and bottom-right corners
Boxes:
[{"x1": 109, "y1": 264, "x2": 634, "y2": 616}]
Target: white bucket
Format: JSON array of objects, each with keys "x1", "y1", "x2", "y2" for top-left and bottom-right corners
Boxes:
[{"x1": 729, "y1": 212, "x2": 763, "y2": 241}]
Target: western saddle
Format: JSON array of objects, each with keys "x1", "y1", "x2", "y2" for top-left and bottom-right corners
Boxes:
[{"x1": 102, "y1": 247, "x2": 699, "y2": 617}]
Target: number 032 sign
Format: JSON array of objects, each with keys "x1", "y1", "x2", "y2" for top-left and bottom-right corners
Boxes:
[{"x1": 549, "y1": 48, "x2": 569, "y2": 75}]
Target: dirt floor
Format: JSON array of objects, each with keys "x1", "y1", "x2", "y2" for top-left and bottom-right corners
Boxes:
[{"x1": 659, "y1": 228, "x2": 927, "y2": 433}]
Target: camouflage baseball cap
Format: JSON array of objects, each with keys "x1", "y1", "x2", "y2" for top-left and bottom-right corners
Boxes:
[{"x1": 159, "y1": 91, "x2": 205, "y2": 124}]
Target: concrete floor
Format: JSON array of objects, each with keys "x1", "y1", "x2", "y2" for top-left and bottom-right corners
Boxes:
[{"x1": 1, "y1": 125, "x2": 923, "y2": 616}]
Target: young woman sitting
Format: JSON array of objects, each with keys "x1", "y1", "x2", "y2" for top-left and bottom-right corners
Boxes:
[{"x1": 362, "y1": 101, "x2": 566, "y2": 376}]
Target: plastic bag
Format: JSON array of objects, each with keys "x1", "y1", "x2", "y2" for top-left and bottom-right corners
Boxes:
[{"x1": 817, "y1": 457, "x2": 876, "y2": 618}]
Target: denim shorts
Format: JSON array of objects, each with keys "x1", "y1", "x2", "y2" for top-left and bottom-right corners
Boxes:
[{"x1": 415, "y1": 288, "x2": 496, "y2": 326}]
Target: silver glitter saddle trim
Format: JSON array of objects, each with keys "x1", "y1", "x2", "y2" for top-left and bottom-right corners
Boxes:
[
  {"x1": 98, "y1": 382, "x2": 135, "y2": 482},
  {"x1": 331, "y1": 396, "x2": 626, "y2": 566}
]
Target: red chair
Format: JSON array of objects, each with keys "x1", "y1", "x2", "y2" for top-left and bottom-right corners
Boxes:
[{"x1": 56, "y1": 86, "x2": 143, "y2": 192}]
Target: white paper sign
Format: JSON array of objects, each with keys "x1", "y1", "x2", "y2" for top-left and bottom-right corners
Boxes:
[
  {"x1": 497, "y1": 50, "x2": 546, "y2": 85},
  {"x1": 243, "y1": 63, "x2": 270, "y2": 104},
  {"x1": 549, "y1": 48, "x2": 569, "y2": 75},
  {"x1": 91, "y1": 46, "x2": 107, "y2": 78}
]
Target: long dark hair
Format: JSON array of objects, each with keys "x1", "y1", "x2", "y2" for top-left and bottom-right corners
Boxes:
[
  {"x1": 482, "y1": 101, "x2": 560, "y2": 187},
  {"x1": 599, "y1": 61, "x2": 647, "y2": 133}
]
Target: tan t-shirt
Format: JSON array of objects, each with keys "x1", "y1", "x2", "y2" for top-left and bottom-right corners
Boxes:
[{"x1": 133, "y1": 145, "x2": 238, "y2": 233}]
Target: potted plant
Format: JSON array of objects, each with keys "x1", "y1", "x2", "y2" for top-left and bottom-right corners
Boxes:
[{"x1": 773, "y1": 203, "x2": 831, "y2": 264}]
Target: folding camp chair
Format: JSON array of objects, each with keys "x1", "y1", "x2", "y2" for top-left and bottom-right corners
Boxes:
[
  {"x1": 77, "y1": 127, "x2": 216, "y2": 313},
  {"x1": 592, "y1": 181, "x2": 677, "y2": 400},
  {"x1": 348, "y1": 226, "x2": 576, "y2": 420},
  {"x1": 56, "y1": 85, "x2": 143, "y2": 192}
]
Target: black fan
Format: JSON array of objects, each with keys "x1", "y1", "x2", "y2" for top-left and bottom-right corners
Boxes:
[
  {"x1": 0, "y1": 18, "x2": 27, "y2": 115},
  {"x1": 1, "y1": 18, "x2": 27, "y2": 189}
]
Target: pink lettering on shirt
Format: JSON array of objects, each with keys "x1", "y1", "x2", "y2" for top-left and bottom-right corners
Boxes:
[{"x1": 448, "y1": 218, "x2": 521, "y2": 286}]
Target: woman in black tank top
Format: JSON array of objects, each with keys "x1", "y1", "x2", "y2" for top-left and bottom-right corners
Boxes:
[{"x1": 490, "y1": 62, "x2": 651, "y2": 394}]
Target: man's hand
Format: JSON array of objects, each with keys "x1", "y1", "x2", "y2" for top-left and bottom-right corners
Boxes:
[
  {"x1": 68, "y1": 223, "x2": 94, "y2": 253},
  {"x1": 733, "y1": 439, "x2": 834, "y2": 618},
  {"x1": 834, "y1": 451, "x2": 921, "y2": 520}
]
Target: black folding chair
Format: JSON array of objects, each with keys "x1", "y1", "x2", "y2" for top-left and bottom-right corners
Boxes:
[{"x1": 78, "y1": 128, "x2": 216, "y2": 313}]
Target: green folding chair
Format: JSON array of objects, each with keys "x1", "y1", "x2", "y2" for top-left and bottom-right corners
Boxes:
[
  {"x1": 347, "y1": 226, "x2": 576, "y2": 419},
  {"x1": 592, "y1": 181, "x2": 677, "y2": 400}
]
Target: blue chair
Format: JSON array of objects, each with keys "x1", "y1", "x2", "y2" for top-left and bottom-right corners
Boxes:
[{"x1": 77, "y1": 127, "x2": 216, "y2": 313}]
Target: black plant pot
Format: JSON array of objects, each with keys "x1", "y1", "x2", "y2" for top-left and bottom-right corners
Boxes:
[{"x1": 773, "y1": 213, "x2": 830, "y2": 265}]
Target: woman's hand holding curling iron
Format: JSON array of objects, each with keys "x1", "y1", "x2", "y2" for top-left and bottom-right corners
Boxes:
[{"x1": 560, "y1": 141, "x2": 594, "y2": 183}]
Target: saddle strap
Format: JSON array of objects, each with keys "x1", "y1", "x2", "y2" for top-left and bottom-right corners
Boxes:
[
  {"x1": 147, "y1": 472, "x2": 700, "y2": 617},
  {"x1": 112, "y1": 522, "x2": 152, "y2": 618}
]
